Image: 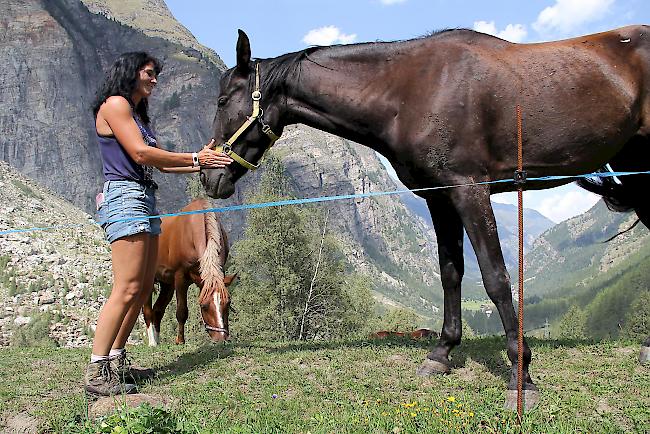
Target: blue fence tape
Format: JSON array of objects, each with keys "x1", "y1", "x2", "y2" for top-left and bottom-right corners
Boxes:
[{"x1": 1, "y1": 170, "x2": 649, "y2": 237}]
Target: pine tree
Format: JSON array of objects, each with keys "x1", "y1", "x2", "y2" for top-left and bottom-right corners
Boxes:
[
  {"x1": 621, "y1": 290, "x2": 650, "y2": 341},
  {"x1": 556, "y1": 305, "x2": 587, "y2": 340},
  {"x1": 228, "y1": 153, "x2": 375, "y2": 340}
]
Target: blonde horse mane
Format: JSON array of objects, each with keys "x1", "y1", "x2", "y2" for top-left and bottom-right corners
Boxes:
[{"x1": 196, "y1": 201, "x2": 228, "y2": 305}]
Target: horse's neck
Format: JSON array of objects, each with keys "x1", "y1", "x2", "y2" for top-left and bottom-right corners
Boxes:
[{"x1": 281, "y1": 45, "x2": 404, "y2": 153}]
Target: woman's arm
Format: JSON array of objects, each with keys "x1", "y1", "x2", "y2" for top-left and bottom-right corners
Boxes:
[
  {"x1": 158, "y1": 166, "x2": 200, "y2": 173},
  {"x1": 99, "y1": 96, "x2": 232, "y2": 168}
]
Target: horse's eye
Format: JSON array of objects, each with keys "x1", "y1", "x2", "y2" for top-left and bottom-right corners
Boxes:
[{"x1": 217, "y1": 96, "x2": 228, "y2": 107}]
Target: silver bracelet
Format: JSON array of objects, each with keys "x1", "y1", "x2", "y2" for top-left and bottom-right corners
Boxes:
[{"x1": 192, "y1": 152, "x2": 200, "y2": 167}]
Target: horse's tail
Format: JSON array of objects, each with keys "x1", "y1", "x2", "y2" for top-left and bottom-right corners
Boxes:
[
  {"x1": 197, "y1": 201, "x2": 227, "y2": 305},
  {"x1": 576, "y1": 175, "x2": 635, "y2": 212}
]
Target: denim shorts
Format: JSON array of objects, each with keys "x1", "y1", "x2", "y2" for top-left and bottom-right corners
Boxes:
[{"x1": 96, "y1": 180, "x2": 162, "y2": 243}]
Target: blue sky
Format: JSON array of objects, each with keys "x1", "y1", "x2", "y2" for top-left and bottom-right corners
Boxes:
[{"x1": 165, "y1": 0, "x2": 649, "y2": 222}]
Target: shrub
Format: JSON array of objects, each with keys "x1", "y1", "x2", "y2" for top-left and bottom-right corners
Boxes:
[{"x1": 11, "y1": 312, "x2": 58, "y2": 347}]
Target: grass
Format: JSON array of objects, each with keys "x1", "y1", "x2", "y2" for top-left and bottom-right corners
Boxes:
[
  {"x1": 461, "y1": 299, "x2": 494, "y2": 312},
  {"x1": 0, "y1": 337, "x2": 648, "y2": 433}
]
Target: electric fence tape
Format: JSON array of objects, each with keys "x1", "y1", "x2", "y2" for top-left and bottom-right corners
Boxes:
[{"x1": 1, "y1": 170, "x2": 649, "y2": 237}]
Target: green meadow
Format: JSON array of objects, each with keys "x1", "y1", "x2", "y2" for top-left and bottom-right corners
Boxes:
[{"x1": 0, "y1": 337, "x2": 648, "y2": 433}]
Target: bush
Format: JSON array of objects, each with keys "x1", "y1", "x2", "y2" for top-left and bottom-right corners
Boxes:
[
  {"x1": 378, "y1": 307, "x2": 421, "y2": 332},
  {"x1": 61, "y1": 403, "x2": 200, "y2": 434},
  {"x1": 556, "y1": 305, "x2": 587, "y2": 340},
  {"x1": 11, "y1": 312, "x2": 58, "y2": 348},
  {"x1": 621, "y1": 290, "x2": 650, "y2": 341}
]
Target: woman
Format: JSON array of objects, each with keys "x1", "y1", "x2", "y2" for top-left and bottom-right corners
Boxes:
[{"x1": 86, "y1": 52, "x2": 232, "y2": 398}]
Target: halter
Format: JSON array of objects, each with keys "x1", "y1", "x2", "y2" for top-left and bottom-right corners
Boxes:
[
  {"x1": 204, "y1": 323, "x2": 229, "y2": 334},
  {"x1": 213, "y1": 63, "x2": 281, "y2": 170}
]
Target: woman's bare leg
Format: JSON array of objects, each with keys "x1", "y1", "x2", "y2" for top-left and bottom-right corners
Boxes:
[
  {"x1": 91, "y1": 233, "x2": 150, "y2": 356},
  {"x1": 112, "y1": 235, "x2": 159, "y2": 349}
]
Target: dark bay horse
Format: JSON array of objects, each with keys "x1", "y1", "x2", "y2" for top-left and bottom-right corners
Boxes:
[
  {"x1": 143, "y1": 199, "x2": 235, "y2": 345},
  {"x1": 201, "y1": 27, "x2": 650, "y2": 395}
]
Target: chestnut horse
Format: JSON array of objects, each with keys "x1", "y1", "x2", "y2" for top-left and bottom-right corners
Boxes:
[
  {"x1": 201, "y1": 27, "x2": 650, "y2": 396},
  {"x1": 142, "y1": 199, "x2": 235, "y2": 345}
]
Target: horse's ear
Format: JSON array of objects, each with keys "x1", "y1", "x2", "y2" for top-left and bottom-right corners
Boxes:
[
  {"x1": 236, "y1": 30, "x2": 251, "y2": 75},
  {"x1": 224, "y1": 273, "x2": 238, "y2": 287}
]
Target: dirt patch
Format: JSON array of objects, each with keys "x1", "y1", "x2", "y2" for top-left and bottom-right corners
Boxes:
[
  {"x1": 596, "y1": 398, "x2": 614, "y2": 414},
  {"x1": 385, "y1": 354, "x2": 409, "y2": 365},
  {"x1": 454, "y1": 366, "x2": 478, "y2": 383},
  {"x1": 89, "y1": 393, "x2": 173, "y2": 419},
  {"x1": 2, "y1": 412, "x2": 40, "y2": 433},
  {"x1": 567, "y1": 348, "x2": 585, "y2": 358},
  {"x1": 613, "y1": 346, "x2": 635, "y2": 356}
]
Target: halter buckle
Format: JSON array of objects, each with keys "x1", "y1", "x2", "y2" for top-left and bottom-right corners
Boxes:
[
  {"x1": 251, "y1": 90, "x2": 261, "y2": 101},
  {"x1": 222, "y1": 144, "x2": 232, "y2": 154}
]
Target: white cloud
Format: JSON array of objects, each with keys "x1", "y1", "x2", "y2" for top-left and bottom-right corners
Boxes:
[
  {"x1": 380, "y1": 0, "x2": 407, "y2": 4},
  {"x1": 302, "y1": 26, "x2": 357, "y2": 46},
  {"x1": 538, "y1": 190, "x2": 600, "y2": 223},
  {"x1": 532, "y1": 0, "x2": 614, "y2": 35},
  {"x1": 473, "y1": 20, "x2": 527, "y2": 42}
]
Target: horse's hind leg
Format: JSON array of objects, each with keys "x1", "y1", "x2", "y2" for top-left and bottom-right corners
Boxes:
[
  {"x1": 417, "y1": 197, "x2": 464, "y2": 376},
  {"x1": 174, "y1": 273, "x2": 190, "y2": 345},
  {"x1": 634, "y1": 205, "x2": 650, "y2": 364},
  {"x1": 450, "y1": 184, "x2": 538, "y2": 408}
]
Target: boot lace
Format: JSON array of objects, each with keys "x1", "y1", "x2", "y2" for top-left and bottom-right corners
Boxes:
[{"x1": 99, "y1": 359, "x2": 114, "y2": 382}]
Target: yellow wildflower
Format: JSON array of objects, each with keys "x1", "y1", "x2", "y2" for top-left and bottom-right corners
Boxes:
[{"x1": 447, "y1": 396, "x2": 456, "y2": 403}]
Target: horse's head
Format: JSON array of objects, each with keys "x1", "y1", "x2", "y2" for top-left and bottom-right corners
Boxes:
[
  {"x1": 199, "y1": 274, "x2": 237, "y2": 341},
  {"x1": 202, "y1": 29, "x2": 283, "y2": 198}
]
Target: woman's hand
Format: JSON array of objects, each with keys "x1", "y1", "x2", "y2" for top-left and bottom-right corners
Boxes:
[{"x1": 198, "y1": 139, "x2": 233, "y2": 168}]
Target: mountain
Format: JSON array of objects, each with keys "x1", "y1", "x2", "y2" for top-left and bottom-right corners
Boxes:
[
  {"x1": 0, "y1": 0, "x2": 444, "y2": 319},
  {"x1": 7, "y1": 0, "x2": 644, "y2": 329},
  {"x1": 398, "y1": 189, "x2": 555, "y2": 297},
  {"x1": 1, "y1": 0, "x2": 225, "y2": 213},
  {"x1": 0, "y1": 160, "x2": 112, "y2": 347},
  {"x1": 525, "y1": 200, "x2": 650, "y2": 297}
]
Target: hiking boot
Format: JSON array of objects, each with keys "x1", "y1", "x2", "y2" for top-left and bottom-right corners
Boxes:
[
  {"x1": 84, "y1": 359, "x2": 137, "y2": 398},
  {"x1": 110, "y1": 351, "x2": 155, "y2": 384}
]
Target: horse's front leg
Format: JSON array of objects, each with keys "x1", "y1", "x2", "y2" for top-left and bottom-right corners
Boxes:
[
  {"x1": 451, "y1": 184, "x2": 538, "y2": 408},
  {"x1": 417, "y1": 197, "x2": 464, "y2": 375},
  {"x1": 174, "y1": 273, "x2": 190, "y2": 345},
  {"x1": 148, "y1": 282, "x2": 174, "y2": 346},
  {"x1": 142, "y1": 288, "x2": 155, "y2": 346}
]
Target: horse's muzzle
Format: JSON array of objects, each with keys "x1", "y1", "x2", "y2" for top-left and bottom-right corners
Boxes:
[
  {"x1": 207, "y1": 330, "x2": 229, "y2": 342},
  {"x1": 201, "y1": 169, "x2": 235, "y2": 199}
]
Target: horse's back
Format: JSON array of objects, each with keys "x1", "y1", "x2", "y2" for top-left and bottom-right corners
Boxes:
[{"x1": 157, "y1": 199, "x2": 214, "y2": 276}]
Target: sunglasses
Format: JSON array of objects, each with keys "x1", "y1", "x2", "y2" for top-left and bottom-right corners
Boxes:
[{"x1": 142, "y1": 69, "x2": 158, "y2": 79}]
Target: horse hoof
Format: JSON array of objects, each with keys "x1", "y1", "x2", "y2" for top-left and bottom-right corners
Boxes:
[
  {"x1": 416, "y1": 358, "x2": 450, "y2": 376},
  {"x1": 504, "y1": 388, "x2": 540, "y2": 412},
  {"x1": 640, "y1": 346, "x2": 650, "y2": 365}
]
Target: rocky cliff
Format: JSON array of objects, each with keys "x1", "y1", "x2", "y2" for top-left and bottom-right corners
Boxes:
[
  {"x1": 0, "y1": 160, "x2": 113, "y2": 347},
  {"x1": 1, "y1": 0, "x2": 445, "y2": 319},
  {"x1": 1, "y1": 0, "x2": 224, "y2": 213}
]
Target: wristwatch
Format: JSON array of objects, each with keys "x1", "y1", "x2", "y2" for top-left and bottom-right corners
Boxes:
[{"x1": 192, "y1": 152, "x2": 200, "y2": 167}]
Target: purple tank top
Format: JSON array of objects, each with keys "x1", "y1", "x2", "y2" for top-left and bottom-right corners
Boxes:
[{"x1": 97, "y1": 115, "x2": 157, "y2": 186}]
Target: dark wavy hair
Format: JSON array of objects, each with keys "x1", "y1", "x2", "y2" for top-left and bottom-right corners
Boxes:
[{"x1": 92, "y1": 52, "x2": 162, "y2": 124}]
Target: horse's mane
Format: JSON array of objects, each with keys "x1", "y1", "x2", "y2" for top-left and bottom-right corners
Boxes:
[
  {"x1": 196, "y1": 199, "x2": 228, "y2": 305},
  {"x1": 260, "y1": 47, "x2": 322, "y2": 90},
  {"x1": 258, "y1": 28, "x2": 476, "y2": 88}
]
